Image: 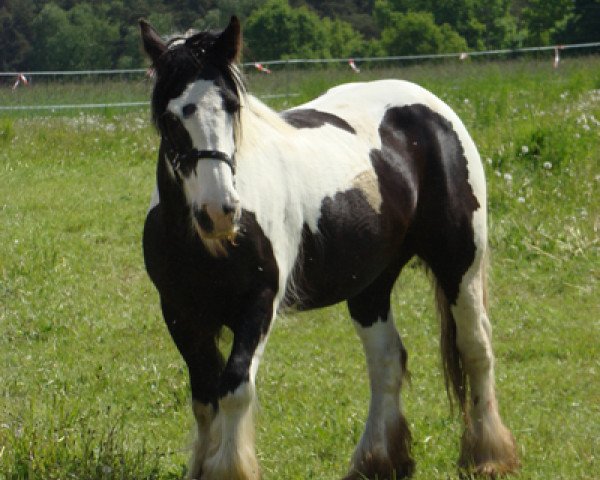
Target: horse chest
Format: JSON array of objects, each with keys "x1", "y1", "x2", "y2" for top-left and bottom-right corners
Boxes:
[{"x1": 143, "y1": 205, "x2": 279, "y2": 319}]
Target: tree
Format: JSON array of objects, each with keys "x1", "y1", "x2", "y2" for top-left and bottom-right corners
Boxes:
[
  {"x1": 519, "y1": 0, "x2": 573, "y2": 45},
  {"x1": 0, "y1": 0, "x2": 35, "y2": 71},
  {"x1": 378, "y1": 0, "x2": 519, "y2": 49},
  {"x1": 560, "y1": 0, "x2": 600, "y2": 43},
  {"x1": 376, "y1": 8, "x2": 468, "y2": 55},
  {"x1": 323, "y1": 17, "x2": 366, "y2": 58},
  {"x1": 29, "y1": 2, "x2": 119, "y2": 70},
  {"x1": 244, "y1": 0, "x2": 365, "y2": 60}
]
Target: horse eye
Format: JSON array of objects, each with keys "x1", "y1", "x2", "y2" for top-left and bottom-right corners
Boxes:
[{"x1": 182, "y1": 104, "x2": 197, "y2": 117}]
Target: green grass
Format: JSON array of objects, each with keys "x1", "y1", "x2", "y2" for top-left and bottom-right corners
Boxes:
[{"x1": 1, "y1": 57, "x2": 599, "y2": 479}]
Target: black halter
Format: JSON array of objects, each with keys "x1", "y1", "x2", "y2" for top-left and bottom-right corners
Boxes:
[{"x1": 167, "y1": 147, "x2": 236, "y2": 175}]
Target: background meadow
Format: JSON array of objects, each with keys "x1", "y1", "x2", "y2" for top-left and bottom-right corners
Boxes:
[{"x1": 1, "y1": 57, "x2": 599, "y2": 479}]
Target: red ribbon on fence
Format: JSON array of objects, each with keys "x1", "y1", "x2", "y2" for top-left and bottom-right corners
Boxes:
[
  {"x1": 12, "y1": 73, "x2": 29, "y2": 90},
  {"x1": 554, "y1": 45, "x2": 564, "y2": 68},
  {"x1": 254, "y1": 62, "x2": 271, "y2": 74}
]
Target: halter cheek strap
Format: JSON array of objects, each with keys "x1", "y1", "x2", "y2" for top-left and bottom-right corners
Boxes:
[{"x1": 169, "y1": 148, "x2": 236, "y2": 175}]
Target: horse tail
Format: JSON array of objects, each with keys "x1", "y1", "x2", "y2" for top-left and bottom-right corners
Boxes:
[
  {"x1": 434, "y1": 248, "x2": 489, "y2": 414},
  {"x1": 435, "y1": 280, "x2": 468, "y2": 414}
]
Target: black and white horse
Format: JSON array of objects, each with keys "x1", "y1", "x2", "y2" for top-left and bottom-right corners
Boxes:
[{"x1": 140, "y1": 17, "x2": 519, "y2": 480}]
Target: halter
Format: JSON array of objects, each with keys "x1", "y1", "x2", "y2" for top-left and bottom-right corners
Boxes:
[{"x1": 169, "y1": 148, "x2": 236, "y2": 174}]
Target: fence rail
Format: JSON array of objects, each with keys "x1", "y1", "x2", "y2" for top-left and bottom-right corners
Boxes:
[
  {"x1": 1, "y1": 41, "x2": 599, "y2": 112},
  {"x1": 1, "y1": 41, "x2": 599, "y2": 77}
]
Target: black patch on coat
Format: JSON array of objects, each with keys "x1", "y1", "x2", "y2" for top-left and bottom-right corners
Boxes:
[
  {"x1": 281, "y1": 108, "x2": 356, "y2": 134},
  {"x1": 371, "y1": 104, "x2": 480, "y2": 305}
]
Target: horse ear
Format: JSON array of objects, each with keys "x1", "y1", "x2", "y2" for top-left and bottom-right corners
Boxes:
[
  {"x1": 139, "y1": 18, "x2": 167, "y2": 64},
  {"x1": 214, "y1": 16, "x2": 242, "y2": 63}
]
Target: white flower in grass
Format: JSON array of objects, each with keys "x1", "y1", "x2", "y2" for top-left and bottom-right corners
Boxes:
[
  {"x1": 517, "y1": 196, "x2": 526, "y2": 204},
  {"x1": 521, "y1": 145, "x2": 529, "y2": 154},
  {"x1": 543, "y1": 162, "x2": 552, "y2": 170},
  {"x1": 503, "y1": 173, "x2": 513, "y2": 182}
]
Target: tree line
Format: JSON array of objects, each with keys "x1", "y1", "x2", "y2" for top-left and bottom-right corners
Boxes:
[{"x1": 1, "y1": 0, "x2": 598, "y2": 71}]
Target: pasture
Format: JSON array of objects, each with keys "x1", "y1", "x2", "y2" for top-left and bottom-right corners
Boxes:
[{"x1": 1, "y1": 57, "x2": 599, "y2": 479}]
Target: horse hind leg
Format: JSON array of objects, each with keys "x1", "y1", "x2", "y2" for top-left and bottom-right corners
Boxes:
[
  {"x1": 433, "y1": 248, "x2": 519, "y2": 476},
  {"x1": 344, "y1": 276, "x2": 415, "y2": 480}
]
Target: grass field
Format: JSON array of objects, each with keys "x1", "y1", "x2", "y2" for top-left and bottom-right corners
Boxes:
[{"x1": 1, "y1": 57, "x2": 599, "y2": 479}]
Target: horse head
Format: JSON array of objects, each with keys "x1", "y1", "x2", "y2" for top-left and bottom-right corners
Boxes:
[{"x1": 140, "y1": 17, "x2": 244, "y2": 242}]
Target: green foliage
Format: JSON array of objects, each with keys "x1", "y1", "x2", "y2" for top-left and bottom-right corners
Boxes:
[
  {"x1": 29, "y1": 3, "x2": 119, "y2": 70},
  {"x1": 244, "y1": 0, "x2": 366, "y2": 60},
  {"x1": 0, "y1": 119, "x2": 14, "y2": 143},
  {"x1": 377, "y1": 10, "x2": 468, "y2": 55},
  {"x1": 0, "y1": 0, "x2": 597, "y2": 71},
  {"x1": 560, "y1": 0, "x2": 600, "y2": 43},
  {"x1": 519, "y1": 0, "x2": 574, "y2": 46},
  {"x1": 0, "y1": 0, "x2": 35, "y2": 71}
]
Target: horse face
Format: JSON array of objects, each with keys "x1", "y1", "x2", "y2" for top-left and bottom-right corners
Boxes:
[
  {"x1": 141, "y1": 17, "x2": 243, "y2": 242},
  {"x1": 165, "y1": 78, "x2": 241, "y2": 240}
]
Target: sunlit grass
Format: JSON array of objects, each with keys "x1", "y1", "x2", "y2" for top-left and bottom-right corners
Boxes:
[{"x1": 1, "y1": 58, "x2": 599, "y2": 479}]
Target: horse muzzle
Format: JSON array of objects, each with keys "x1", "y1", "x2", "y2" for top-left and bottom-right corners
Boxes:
[{"x1": 193, "y1": 203, "x2": 241, "y2": 241}]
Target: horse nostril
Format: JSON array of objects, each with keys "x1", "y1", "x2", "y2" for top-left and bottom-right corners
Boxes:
[
  {"x1": 222, "y1": 203, "x2": 238, "y2": 215},
  {"x1": 195, "y1": 207, "x2": 214, "y2": 233}
]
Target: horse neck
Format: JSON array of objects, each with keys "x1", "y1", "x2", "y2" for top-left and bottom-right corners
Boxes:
[{"x1": 237, "y1": 95, "x2": 294, "y2": 159}]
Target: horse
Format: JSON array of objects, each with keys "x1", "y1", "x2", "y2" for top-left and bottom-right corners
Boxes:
[{"x1": 139, "y1": 16, "x2": 519, "y2": 480}]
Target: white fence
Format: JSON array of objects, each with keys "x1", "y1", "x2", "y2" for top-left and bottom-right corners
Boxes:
[{"x1": 1, "y1": 41, "x2": 599, "y2": 112}]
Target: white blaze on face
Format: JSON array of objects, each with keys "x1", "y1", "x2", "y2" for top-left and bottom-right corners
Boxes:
[{"x1": 166, "y1": 79, "x2": 240, "y2": 238}]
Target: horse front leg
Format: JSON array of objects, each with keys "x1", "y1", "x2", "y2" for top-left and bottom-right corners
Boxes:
[
  {"x1": 201, "y1": 290, "x2": 276, "y2": 480},
  {"x1": 159, "y1": 299, "x2": 224, "y2": 480}
]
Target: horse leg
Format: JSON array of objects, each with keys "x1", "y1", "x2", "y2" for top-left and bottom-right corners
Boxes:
[
  {"x1": 432, "y1": 249, "x2": 519, "y2": 476},
  {"x1": 201, "y1": 290, "x2": 276, "y2": 480},
  {"x1": 160, "y1": 299, "x2": 223, "y2": 480},
  {"x1": 344, "y1": 273, "x2": 415, "y2": 480}
]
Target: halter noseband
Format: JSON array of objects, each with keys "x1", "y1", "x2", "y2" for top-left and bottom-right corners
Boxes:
[{"x1": 167, "y1": 147, "x2": 236, "y2": 175}]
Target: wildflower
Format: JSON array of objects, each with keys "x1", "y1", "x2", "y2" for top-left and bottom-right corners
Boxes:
[
  {"x1": 517, "y1": 197, "x2": 526, "y2": 203},
  {"x1": 503, "y1": 173, "x2": 513, "y2": 182},
  {"x1": 521, "y1": 145, "x2": 529, "y2": 154},
  {"x1": 543, "y1": 162, "x2": 552, "y2": 170}
]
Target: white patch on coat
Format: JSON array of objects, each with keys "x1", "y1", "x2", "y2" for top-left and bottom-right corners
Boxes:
[
  {"x1": 166, "y1": 79, "x2": 240, "y2": 220},
  {"x1": 351, "y1": 314, "x2": 410, "y2": 472},
  {"x1": 202, "y1": 382, "x2": 259, "y2": 480}
]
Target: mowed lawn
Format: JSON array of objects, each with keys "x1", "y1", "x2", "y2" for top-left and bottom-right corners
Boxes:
[{"x1": 1, "y1": 58, "x2": 598, "y2": 479}]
